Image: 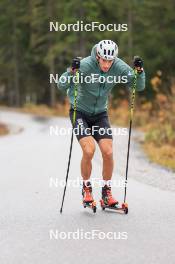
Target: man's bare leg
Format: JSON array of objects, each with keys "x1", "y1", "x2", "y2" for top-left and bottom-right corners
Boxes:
[
  {"x1": 79, "y1": 136, "x2": 96, "y2": 203},
  {"x1": 79, "y1": 136, "x2": 96, "y2": 181},
  {"x1": 98, "y1": 138, "x2": 118, "y2": 205},
  {"x1": 98, "y1": 138, "x2": 114, "y2": 181}
]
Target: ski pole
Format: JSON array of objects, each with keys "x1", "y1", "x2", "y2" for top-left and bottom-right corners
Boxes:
[
  {"x1": 124, "y1": 69, "x2": 137, "y2": 203},
  {"x1": 60, "y1": 69, "x2": 79, "y2": 214}
]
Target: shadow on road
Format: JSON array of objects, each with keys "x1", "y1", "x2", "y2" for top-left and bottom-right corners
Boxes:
[{"x1": 32, "y1": 115, "x2": 51, "y2": 123}]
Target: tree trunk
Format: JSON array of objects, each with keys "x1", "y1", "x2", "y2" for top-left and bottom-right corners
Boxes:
[
  {"x1": 128, "y1": 2, "x2": 133, "y2": 63},
  {"x1": 48, "y1": 0, "x2": 56, "y2": 107},
  {"x1": 77, "y1": 4, "x2": 86, "y2": 57},
  {"x1": 13, "y1": 6, "x2": 20, "y2": 106}
]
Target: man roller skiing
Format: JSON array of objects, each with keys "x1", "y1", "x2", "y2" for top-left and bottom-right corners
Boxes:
[{"x1": 58, "y1": 40, "x2": 145, "y2": 208}]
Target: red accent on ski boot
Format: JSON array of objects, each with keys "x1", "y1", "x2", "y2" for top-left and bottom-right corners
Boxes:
[
  {"x1": 102, "y1": 185, "x2": 118, "y2": 206},
  {"x1": 122, "y1": 203, "x2": 128, "y2": 214},
  {"x1": 82, "y1": 182, "x2": 94, "y2": 203}
]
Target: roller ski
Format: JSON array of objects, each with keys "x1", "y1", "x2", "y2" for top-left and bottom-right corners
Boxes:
[
  {"x1": 100, "y1": 185, "x2": 128, "y2": 214},
  {"x1": 82, "y1": 182, "x2": 97, "y2": 213}
]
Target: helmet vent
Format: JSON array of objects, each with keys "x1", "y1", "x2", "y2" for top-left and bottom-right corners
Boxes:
[{"x1": 97, "y1": 40, "x2": 118, "y2": 60}]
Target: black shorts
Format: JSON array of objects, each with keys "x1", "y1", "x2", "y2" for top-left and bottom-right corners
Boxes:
[{"x1": 69, "y1": 108, "x2": 113, "y2": 142}]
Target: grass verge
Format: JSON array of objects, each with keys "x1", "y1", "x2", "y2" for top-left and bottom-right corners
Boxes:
[{"x1": 0, "y1": 123, "x2": 9, "y2": 136}]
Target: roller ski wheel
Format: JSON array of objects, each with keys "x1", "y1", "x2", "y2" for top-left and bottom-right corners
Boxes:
[
  {"x1": 122, "y1": 203, "x2": 128, "y2": 214},
  {"x1": 100, "y1": 199, "x2": 128, "y2": 214},
  {"x1": 83, "y1": 200, "x2": 97, "y2": 213}
]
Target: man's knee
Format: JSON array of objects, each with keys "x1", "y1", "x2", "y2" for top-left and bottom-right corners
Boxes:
[
  {"x1": 102, "y1": 148, "x2": 113, "y2": 160},
  {"x1": 80, "y1": 137, "x2": 96, "y2": 160},
  {"x1": 83, "y1": 146, "x2": 95, "y2": 160}
]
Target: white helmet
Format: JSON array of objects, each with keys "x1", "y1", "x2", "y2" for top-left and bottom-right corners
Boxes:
[{"x1": 96, "y1": 40, "x2": 118, "y2": 60}]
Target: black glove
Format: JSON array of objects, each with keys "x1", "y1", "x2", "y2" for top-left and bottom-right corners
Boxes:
[
  {"x1": 133, "y1": 56, "x2": 143, "y2": 73},
  {"x1": 72, "y1": 57, "x2": 81, "y2": 71}
]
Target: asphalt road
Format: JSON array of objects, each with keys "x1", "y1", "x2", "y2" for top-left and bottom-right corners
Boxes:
[{"x1": 0, "y1": 110, "x2": 175, "y2": 264}]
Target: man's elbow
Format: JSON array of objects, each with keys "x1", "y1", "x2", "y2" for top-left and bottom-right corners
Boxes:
[
  {"x1": 136, "y1": 80, "x2": 145, "y2": 91},
  {"x1": 57, "y1": 81, "x2": 63, "y2": 90},
  {"x1": 137, "y1": 85, "x2": 145, "y2": 92},
  {"x1": 137, "y1": 73, "x2": 146, "y2": 91},
  {"x1": 57, "y1": 77, "x2": 68, "y2": 91}
]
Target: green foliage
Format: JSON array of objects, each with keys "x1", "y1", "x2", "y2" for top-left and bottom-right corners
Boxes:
[
  {"x1": 145, "y1": 123, "x2": 175, "y2": 147},
  {"x1": 0, "y1": 0, "x2": 174, "y2": 105}
]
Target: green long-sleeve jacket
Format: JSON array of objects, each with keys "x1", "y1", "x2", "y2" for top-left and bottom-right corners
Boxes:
[{"x1": 57, "y1": 44, "x2": 145, "y2": 115}]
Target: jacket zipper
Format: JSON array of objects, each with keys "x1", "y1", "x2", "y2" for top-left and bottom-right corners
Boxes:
[{"x1": 93, "y1": 72, "x2": 105, "y2": 114}]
